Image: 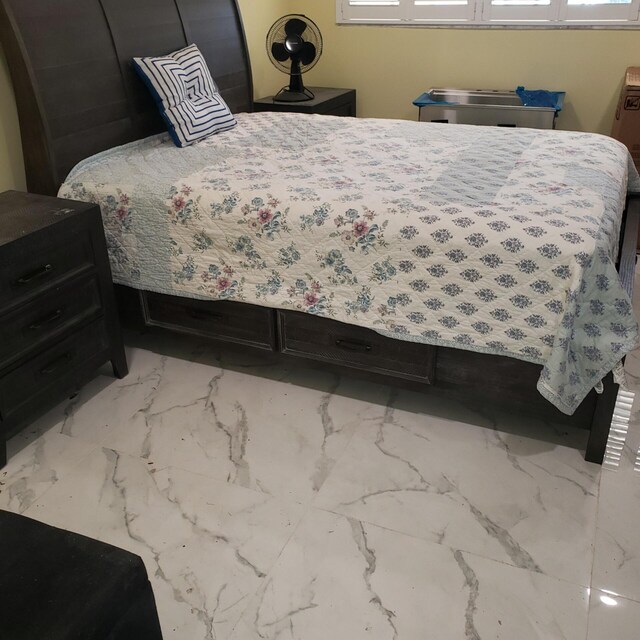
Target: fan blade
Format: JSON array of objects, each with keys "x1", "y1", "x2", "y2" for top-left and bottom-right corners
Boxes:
[
  {"x1": 299, "y1": 42, "x2": 316, "y2": 66},
  {"x1": 271, "y1": 41, "x2": 290, "y2": 62},
  {"x1": 285, "y1": 18, "x2": 307, "y2": 37}
]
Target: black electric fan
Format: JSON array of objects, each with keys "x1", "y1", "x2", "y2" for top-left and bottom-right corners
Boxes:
[{"x1": 267, "y1": 15, "x2": 323, "y2": 102}]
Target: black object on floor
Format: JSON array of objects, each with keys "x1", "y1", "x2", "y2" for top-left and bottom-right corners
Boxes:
[{"x1": 0, "y1": 510, "x2": 163, "y2": 640}]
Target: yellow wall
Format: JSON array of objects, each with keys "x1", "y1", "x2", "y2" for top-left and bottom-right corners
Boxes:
[
  {"x1": 239, "y1": 0, "x2": 291, "y2": 99},
  {"x1": 298, "y1": 0, "x2": 639, "y2": 134}
]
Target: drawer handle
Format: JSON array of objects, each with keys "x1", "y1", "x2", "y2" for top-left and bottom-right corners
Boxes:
[
  {"x1": 40, "y1": 351, "x2": 74, "y2": 375},
  {"x1": 28, "y1": 308, "x2": 64, "y2": 331},
  {"x1": 186, "y1": 308, "x2": 225, "y2": 322},
  {"x1": 15, "y1": 263, "x2": 55, "y2": 286},
  {"x1": 335, "y1": 338, "x2": 373, "y2": 353}
]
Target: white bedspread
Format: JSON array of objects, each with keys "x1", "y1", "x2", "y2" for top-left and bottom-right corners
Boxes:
[{"x1": 59, "y1": 112, "x2": 640, "y2": 413}]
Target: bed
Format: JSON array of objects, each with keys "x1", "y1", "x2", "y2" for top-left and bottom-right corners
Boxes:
[{"x1": 1, "y1": 0, "x2": 638, "y2": 463}]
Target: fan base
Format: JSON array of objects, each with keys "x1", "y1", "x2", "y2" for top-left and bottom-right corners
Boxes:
[{"x1": 273, "y1": 86, "x2": 315, "y2": 103}]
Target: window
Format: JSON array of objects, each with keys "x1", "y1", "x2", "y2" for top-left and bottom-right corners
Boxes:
[{"x1": 337, "y1": 0, "x2": 640, "y2": 25}]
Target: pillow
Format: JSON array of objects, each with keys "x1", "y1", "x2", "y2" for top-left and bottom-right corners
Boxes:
[{"x1": 133, "y1": 44, "x2": 236, "y2": 147}]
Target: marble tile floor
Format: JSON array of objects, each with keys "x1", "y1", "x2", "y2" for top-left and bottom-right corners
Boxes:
[{"x1": 2, "y1": 330, "x2": 640, "y2": 640}]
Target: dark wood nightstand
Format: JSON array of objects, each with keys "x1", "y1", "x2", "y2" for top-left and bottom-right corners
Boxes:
[
  {"x1": 253, "y1": 87, "x2": 356, "y2": 117},
  {"x1": 0, "y1": 191, "x2": 127, "y2": 467}
]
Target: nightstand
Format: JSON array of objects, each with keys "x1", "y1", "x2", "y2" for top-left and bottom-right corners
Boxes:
[
  {"x1": 0, "y1": 191, "x2": 127, "y2": 467},
  {"x1": 253, "y1": 87, "x2": 356, "y2": 117}
]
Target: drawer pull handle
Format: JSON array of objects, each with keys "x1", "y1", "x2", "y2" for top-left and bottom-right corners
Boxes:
[
  {"x1": 15, "y1": 263, "x2": 55, "y2": 286},
  {"x1": 335, "y1": 338, "x2": 372, "y2": 353},
  {"x1": 187, "y1": 308, "x2": 225, "y2": 322},
  {"x1": 40, "y1": 351, "x2": 74, "y2": 375},
  {"x1": 28, "y1": 308, "x2": 64, "y2": 331}
]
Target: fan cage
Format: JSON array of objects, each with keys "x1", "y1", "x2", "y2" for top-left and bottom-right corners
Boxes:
[{"x1": 266, "y1": 14, "x2": 323, "y2": 77}]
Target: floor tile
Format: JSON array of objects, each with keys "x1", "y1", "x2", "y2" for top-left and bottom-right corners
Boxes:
[
  {"x1": 315, "y1": 390, "x2": 600, "y2": 587},
  {"x1": 588, "y1": 590, "x2": 640, "y2": 640},
  {"x1": 233, "y1": 509, "x2": 589, "y2": 640},
  {"x1": 1, "y1": 431, "x2": 95, "y2": 514},
  {"x1": 70, "y1": 347, "x2": 383, "y2": 503},
  {"x1": 15, "y1": 343, "x2": 385, "y2": 505},
  {"x1": 592, "y1": 468, "x2": 640, "y2": 601},
  {"x1": 23, "y1": 447, "x2": 305, "y2": 640}
]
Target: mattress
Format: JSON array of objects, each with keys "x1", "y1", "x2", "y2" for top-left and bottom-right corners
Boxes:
[{"x1": 59, "y1": 111, "x2": 640, "y2": 414}]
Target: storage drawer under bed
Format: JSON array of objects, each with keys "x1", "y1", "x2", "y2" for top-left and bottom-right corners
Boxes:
[
  {"x1": 142, "y1": 292, "x2": 277, "y2": 350},
  {"x1": 278, "y1": 310, "x2": 436, "y2": 383}
]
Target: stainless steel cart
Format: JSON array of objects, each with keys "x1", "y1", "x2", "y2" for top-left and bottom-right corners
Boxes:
[{"x1": 416, "y1": 88, "x2": 562, "y2": 130}]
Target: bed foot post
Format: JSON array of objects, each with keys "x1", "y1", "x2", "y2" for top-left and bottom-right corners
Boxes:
[
  {"x1": 585, "y1": 373, "x2": 619, "y2": 464},
  {"x1": 111, "y1": 348, "x2": 129, "y2": 380}
]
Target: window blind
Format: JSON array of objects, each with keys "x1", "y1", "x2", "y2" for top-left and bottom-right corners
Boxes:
[{"x1": 338, "y1": 0, "x2": 640, "y2": 24}]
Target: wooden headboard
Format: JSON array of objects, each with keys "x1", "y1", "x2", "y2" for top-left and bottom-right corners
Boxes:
[{"x1": 0, "y1": 0, "x2": 253, "y2": 196}]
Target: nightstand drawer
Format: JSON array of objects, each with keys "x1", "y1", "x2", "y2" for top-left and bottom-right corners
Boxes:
[
  {"x1": 278, "y1": 311, "x2": 436, "y2": 383},
  {"x1": 143, "y1": 292, "x2": 276, "y2": 350},
  {"x1": 0, "y1": 223, "x2": 94, "y2": 308},
  {"x1": 0, "y1": 276, "x2": 103, "y2": 367},
  {"x1": 0, "y1": 318, "x2": 109, "y2": 423}
]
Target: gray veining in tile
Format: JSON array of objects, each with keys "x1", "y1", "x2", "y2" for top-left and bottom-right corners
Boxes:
[
  {"x1": 23, "y1": 446, "x2": 305, "y2": 640},
  {"x1": 232, "y1": 509, "x2": 589, "y2": 640},
  {"x1": 315, "y1": 389, "x2": 599, "y2": 587}
]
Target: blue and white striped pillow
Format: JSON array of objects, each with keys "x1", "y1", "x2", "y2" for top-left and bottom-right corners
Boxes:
[{"x1": 133, "y1": 44, "x2": 236, "y2": 147}]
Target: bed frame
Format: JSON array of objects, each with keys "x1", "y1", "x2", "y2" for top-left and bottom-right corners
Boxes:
[{"x1": 1, "y1": 0, "x2": 637, "y2": 463}]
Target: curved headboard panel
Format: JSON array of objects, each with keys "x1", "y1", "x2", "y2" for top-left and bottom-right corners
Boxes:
[{"x1": 0, "y1": 0, "x2": 253, "y2": 195}]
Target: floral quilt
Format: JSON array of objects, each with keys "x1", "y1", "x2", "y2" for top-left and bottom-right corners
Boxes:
[{"x1": 59, "y1": 112, "x2": 639, "y2": 414}]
